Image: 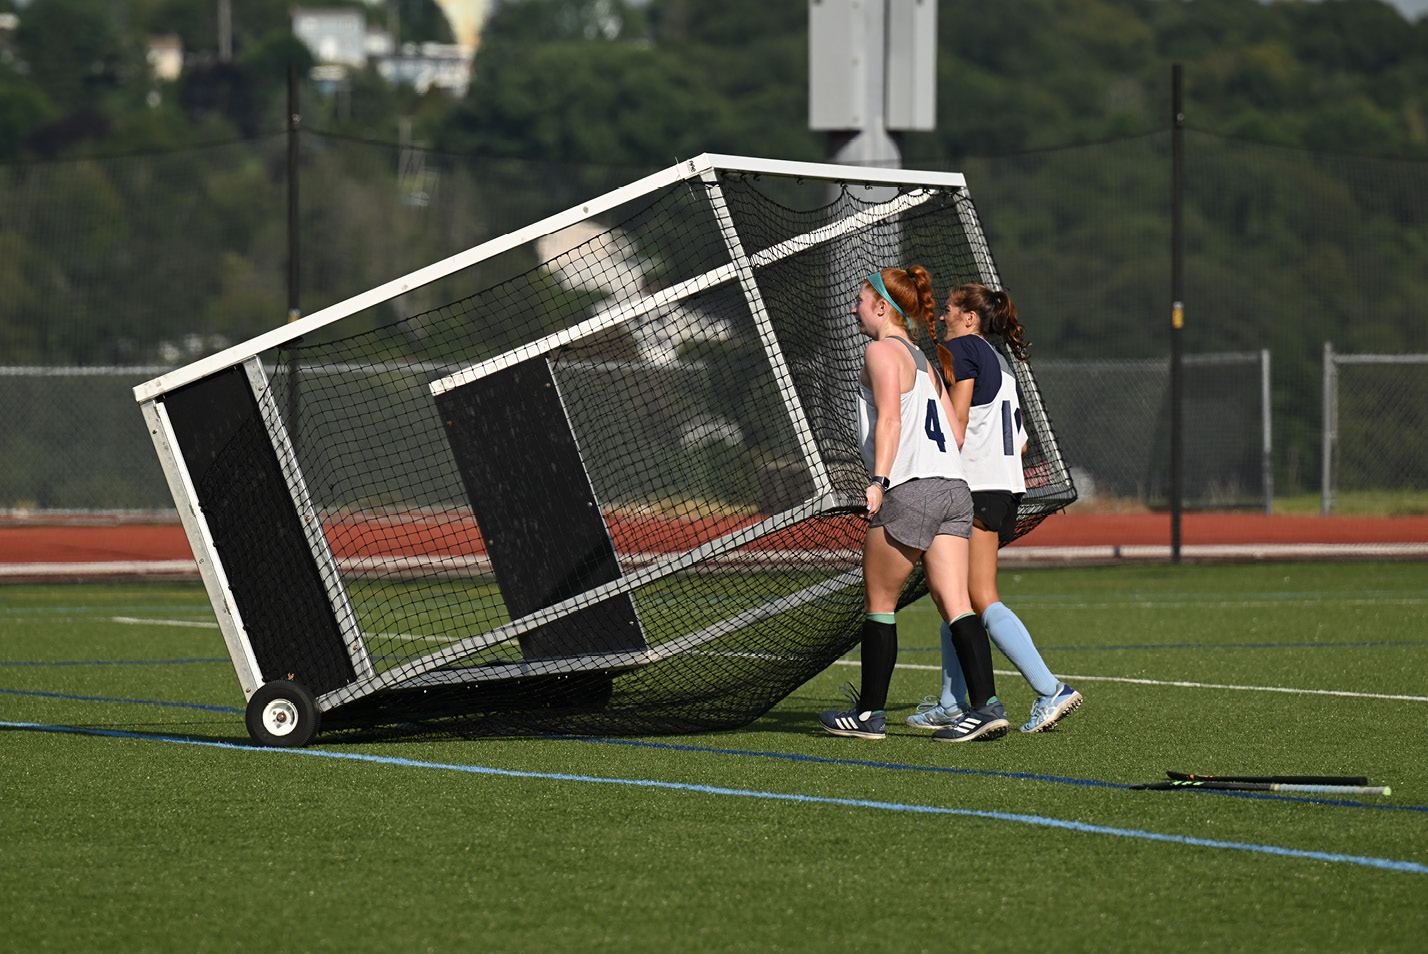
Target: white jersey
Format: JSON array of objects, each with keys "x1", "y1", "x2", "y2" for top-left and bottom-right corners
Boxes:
[
  {"x1": 857, "y1": 337, "x2": 965, "y2": 489},
  {"x1": 954, "y1": 337, "x2": 1027, "y2": 493}
]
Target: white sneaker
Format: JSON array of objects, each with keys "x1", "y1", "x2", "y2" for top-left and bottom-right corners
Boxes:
[
  {"x1": 1020, "y1": 683, "x2": 1082, "y2": 733},
  {"x1": 905, "y1": 695, "x2": 967, "y2": 729}
]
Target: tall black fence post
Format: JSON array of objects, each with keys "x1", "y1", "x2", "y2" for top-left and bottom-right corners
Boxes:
[{"x1": 1170, "y1": 63, "x2": 1185, "y2": 563}]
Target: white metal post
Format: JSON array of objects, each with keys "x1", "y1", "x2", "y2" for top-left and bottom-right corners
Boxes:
[
  {"x1": 1261, "y1": 348, "x2": 1273, "y2": 515},
  {"x1": 1321, "y1": 341, "x2": 1336, "y2": 516}
]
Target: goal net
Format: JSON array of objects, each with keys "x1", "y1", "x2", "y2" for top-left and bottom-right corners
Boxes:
[{"x1": 135, "y1": 155, "x2": 1075, "y2": 741}]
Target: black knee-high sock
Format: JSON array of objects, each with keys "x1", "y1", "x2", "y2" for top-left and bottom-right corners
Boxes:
[
  {"x1": 858, "y1": 616, "x2": 897, "y2": 712},
  {"x1": 947, "y1": 613, "x2": 997, "y2": 708}
]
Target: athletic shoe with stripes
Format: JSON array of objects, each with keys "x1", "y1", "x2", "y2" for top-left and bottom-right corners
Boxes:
[
  {"x1": 819, "y1": 707, "x2": 886, "y2": 739},
  {"x1": 1020, "y1": 682, "x2": 1082, "y2": 733},
  {"x1": 819, "y1": 685, "x2": 886, "y2": 739},
  {"x1": 930, "y1": 698, "x2": 1010, "y2": 742},
  {"x1": 905, "y1": 695, "x2": 967, "y2": 730}
]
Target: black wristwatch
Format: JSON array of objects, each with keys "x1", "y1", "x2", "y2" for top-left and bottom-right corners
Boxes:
[{"x1": 869, "y1": 476, "x2": 890, "y2": 491}]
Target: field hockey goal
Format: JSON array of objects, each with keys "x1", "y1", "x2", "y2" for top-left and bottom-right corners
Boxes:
[{"x1": 134, "y1": 154, "x2": 1075, "y2": 745}]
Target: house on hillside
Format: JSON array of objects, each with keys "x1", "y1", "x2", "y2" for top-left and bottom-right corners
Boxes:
[
  {"x1": 292, "y1": 8, "x2": 368, "y2": 68},
  {"x1": 147, "y1": 35, "x2": 183, "y2": 82},
  {"x1": 292, "y1": 6, "x2": 473, "y2": 98}
]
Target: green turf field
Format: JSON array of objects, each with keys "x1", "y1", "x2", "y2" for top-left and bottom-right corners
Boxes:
[{"x1": 3, "y1": 562, "x2": 1425, "y2": 952}]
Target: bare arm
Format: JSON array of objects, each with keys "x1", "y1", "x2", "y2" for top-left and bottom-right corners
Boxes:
[
  {"x1": 949, "y1": 377, "x2": 973, "y2": 450},
  {"x1": 863, "y1": 340, "x2": 907, "y2": 513}
]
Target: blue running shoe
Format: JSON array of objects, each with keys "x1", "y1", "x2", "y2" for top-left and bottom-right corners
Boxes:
[
  {"x1": 905, "y1": 695, "x2": 967, "y2": 730},
  {"x1": 819, "y1": 683, "x2": 886, "y2": 739},
  {"x1": 1020, "y1": 682, "x2": 1082, "y2": 733},
  {"x1": 930, "y1": 698, "x2": 1010, "y2": 742}
]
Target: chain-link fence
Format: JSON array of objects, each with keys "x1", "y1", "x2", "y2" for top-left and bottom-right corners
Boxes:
[
  {"x1": 2, "y1": 129, "x2": 1427, "y2": 526},
  {"x1": 1036, "y1": 350, "x2": 1270, "y2": 511},
  {"x1": 0, "y1": 349, "x2": 1272, "y2": 513},
  {"x1": 0, "y1": 365, "x2": 172, "y2": 510},
  {"x1": 1321, "y1": 345, "x2": 1428, "y2": 514}
]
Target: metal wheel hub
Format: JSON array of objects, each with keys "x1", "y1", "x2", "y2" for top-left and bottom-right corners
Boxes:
[{"x1": 260, "y1": 699, "x2": 300, "y2": 736}]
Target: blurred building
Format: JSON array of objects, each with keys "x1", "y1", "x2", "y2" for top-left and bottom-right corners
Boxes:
[
  {"x1": 293, "y1": 4, "x2": 480, "y2": 98},
  {"x1": 293, "y1": 7, "x2": 369, "y2": 68},
  {"x1": 432, "y1": 0, "x2": 485, "y2": 50},
  {"x1": 146, "y1": 35, "x2": 183, "y2": 82}
]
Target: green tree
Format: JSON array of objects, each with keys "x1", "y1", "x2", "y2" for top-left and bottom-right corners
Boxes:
[
  {"x1": 442, "y1": 39, "x2": 731, "y2": 163},
  {"x1": 391, "y1": 0, "x2": 457, "y2": 43},
  {"x1": 145, "y1": 0, "x2": 297, "y2": 59},
  {"x1": 443, "y1": 0, "x2": 816, "y2": 164},
  {"x1": 0, "y1": 69, "x2": 57, "y2": 159},
  {"x1": 483, "y1": 0, "x2": 646, "y2": 43},
  {"x1": 13, "y1": 0, "x2": 136, "y2": 112}
]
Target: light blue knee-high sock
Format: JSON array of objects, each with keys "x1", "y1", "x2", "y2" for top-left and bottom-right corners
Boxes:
[
  {"x1": 982, "y1": 601, "x2": 1058, "y2": 697},
  {"x1": 938, "y1": 619, "x2": 968, "y2": 711}
]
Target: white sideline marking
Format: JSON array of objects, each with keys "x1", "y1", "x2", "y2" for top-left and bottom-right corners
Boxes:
[
  {"x1": 111, "y1": 616, "x2": 218, "y2": 629},
  {"x1": 1012, "y1": 597, "x2": 1428, "y2": 609},
  {"x1": 1049, "y1": 672, "x2": 1428, "y2": 703},
  {"x1": 108, "y1": 616, "x2": 1428, "y2": 703},
  {"x1": 832, "y1": 659, "x2": 1428, "y2": 703},
  {"x1": 111, "y1": 616, "x2": 466, "y2": 648}
]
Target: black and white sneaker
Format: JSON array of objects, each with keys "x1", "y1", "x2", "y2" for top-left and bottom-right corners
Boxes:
[
  {"x1": 819, "y1": 686, "x2": 887, "y2": 739},
  {"x1": 819, "y1": 706, "x2": 887, "y2": 739},
  {"x1": 931, "y1": 698, "x2": 1011, "y2": 742}
]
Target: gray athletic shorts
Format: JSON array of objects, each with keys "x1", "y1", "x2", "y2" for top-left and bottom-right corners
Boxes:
[{"x1": 870, "y1": 477, "x2": 973, "y2": 550}]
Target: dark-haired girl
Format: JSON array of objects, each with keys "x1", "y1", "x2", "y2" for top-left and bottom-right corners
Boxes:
[{"x1": 907, "y1": 284, "x2": 1082, "y2": 736}]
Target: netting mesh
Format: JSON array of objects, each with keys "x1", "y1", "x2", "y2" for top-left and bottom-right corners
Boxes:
[
  {"x1": 1329, "y1": 354, "x2": 1428, "y2": 500},
  {"x1": 1034, "y1": 351, "x2": 1269, "y2": 508},
  {"x1": 157, "y1": 166, "x2": 1074, "y2": 739}
]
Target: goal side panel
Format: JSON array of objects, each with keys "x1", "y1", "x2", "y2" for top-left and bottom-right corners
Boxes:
[
  {"x1": 436, "y1": 357, "x2": 647, "y2": 660},
  {"x1": 162, "y1": 366, "x2": 355, "y2": 694}
]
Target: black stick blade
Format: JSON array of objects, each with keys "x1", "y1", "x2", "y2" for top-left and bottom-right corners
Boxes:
[{"x1": 1166, "y1": 770, "x2": 1369, "y2": 786}]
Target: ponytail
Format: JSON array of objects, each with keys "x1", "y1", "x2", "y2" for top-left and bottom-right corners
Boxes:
[
  {"x1": 874, "y1": 265, "x2": 937, "y2": 339},
  {"x1": 947, "y1": 284, "x2": 1029, "y2": 361}
]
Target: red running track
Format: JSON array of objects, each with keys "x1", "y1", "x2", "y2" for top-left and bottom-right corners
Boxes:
[{"x1": 1, "y1": 512, "x2": 1425, "y2": 565}]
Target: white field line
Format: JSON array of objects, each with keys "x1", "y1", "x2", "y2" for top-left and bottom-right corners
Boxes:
[
  {"x1": 1048, "y1": 672, "x2": 1428, "y2": 703},
  {"x1": 110, "y1": 616, "x2": 468, "y2": 648},
  {"x1": 1009, "y1": 598, "x2": 1428, "y2": 610},
  {"x1": 111, "y1": 616, "x2": 219, "y2": 629},
  {"x1": 833, "y1": 659, "x2": 1428, "y2": 703},
  {"x1": 109, "y1": 617, "x2": 1428, "y2": 703}
]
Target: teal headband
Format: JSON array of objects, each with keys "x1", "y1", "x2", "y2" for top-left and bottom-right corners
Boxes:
[{"x1": 866, "y1": 272, "x2": 907, "y2": 319}]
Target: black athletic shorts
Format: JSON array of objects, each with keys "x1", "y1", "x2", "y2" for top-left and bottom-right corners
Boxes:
[{"x1": 971, "y1": 491, "x2": 1023, "y2": 546}]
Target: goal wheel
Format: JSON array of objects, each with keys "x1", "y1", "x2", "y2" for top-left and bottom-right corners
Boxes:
[{"x1": 245, "y1": 680, "x2": 321, "y2": 747}]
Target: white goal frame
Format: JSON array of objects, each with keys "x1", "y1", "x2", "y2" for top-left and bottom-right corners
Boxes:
[{"x1": 132, "y1": 154, "x2": 976, "y2": 711}]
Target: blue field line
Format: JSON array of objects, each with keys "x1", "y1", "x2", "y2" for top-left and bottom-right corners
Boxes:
[
  {"x1": 4, "y1": 719, "x2": 1425, "y2": 876},
  {"x1": 566, "y1": 736, "x2": 1427, "y2": 812},
  {"x1": 572, "y1": 736, "x2": 1117, "y2": 788},
  {"x1": 0, "y1": 687, "x2": 242, "y2": 713},
  {"x1": 0, "y1": 606, "x2": 214, "y2": 616},
  {"x1": 0, "y1": 658, "x2": 229, "y2": 666},
  {"x1": 4, "y1": 684, "x2": 1420, "y2": 812},
  {"x1": 889, "y1": 639, "x2": 1428, "y2": 653}
]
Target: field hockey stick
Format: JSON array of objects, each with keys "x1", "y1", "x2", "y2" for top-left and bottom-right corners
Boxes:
[
  {"x1": 1167, "y1": 770, "x2": 1369, "y2": 785},
  {"x1": 1133, "y1": 780, "x2": 1391, "y2": 796}
]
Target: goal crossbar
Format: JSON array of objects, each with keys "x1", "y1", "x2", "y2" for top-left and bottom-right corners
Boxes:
[{"x1": 134, "y1": 155, "x2": 963, "y2": 404}]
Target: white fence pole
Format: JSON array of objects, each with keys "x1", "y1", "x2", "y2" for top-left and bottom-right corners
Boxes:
[
  {"x1": 1261, "y1": 348, "x2": 1273, "y2": 515},
  {"x1": 1321, "y1": 341, "x2": 1336, "y2": 516}
]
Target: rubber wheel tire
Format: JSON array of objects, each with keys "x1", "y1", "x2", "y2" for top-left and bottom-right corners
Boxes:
[{"x1": 245, "y1": 680, "x2": 321, "y2": 747}]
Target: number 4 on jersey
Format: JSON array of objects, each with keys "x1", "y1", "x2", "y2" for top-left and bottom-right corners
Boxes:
[{"x1": 924, "y1": 399, "x2": 947, "y2": 452}]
